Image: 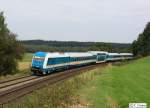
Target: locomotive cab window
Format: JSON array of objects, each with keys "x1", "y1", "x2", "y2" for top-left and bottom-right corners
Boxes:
[{"x1": 33, "y1": 56, "x2": 45, "y2": 61}]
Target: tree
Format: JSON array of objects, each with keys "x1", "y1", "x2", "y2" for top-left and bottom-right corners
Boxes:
[
  {"x1": 132, "y1": 22, "x2": 150, "y2": 56},
  {"x1": 0, "y1": 12, "x2": 24, "y2": 75}
]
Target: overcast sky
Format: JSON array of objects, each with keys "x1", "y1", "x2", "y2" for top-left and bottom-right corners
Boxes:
[{"x1": 0, "y1": 0, "x2": 150, "y2": 43}]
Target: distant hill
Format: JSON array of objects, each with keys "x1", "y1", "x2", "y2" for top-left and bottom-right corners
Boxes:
[{"x1": 20, "y1": 40, "x2": 131, "y2": 53}]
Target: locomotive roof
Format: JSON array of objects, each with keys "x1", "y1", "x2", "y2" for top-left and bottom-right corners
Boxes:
[{"x1": 34, "y1": 52, "x2": 47, "y2": 57}]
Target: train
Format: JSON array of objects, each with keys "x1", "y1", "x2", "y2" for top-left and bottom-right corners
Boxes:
[{"x1": 31, "y1": 51, "x2": 133, "y2": 75}]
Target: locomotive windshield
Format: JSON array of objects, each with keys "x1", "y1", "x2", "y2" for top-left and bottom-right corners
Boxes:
[
  {"x1": 33, "y1": 56, "x2": 45, "y2": 61},
  {"x1": 32, "y1": 55, "x2": 45, "y2": 69}
]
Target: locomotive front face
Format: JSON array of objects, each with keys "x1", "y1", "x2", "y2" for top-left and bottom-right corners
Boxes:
[
  {"x1": 31, "y1": 52, "x2": 46, "y2": 74},
  {"x1": 32, "y1": 56, "x2": 45, "y2": 68}
]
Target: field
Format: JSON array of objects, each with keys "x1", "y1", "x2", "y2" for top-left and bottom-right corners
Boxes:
[
  {"x1": 76, "y1": 56, "x2": 150, "y2": 108},
  {"x1": 18, "y1": 53, "x2": 33, "y2": 71},
  {"x1": 3, "y1": 56, "x2": 150, "y2": 108},
  {"x1": 21, "y1": 53, "x2": 33, "y2": 62}
]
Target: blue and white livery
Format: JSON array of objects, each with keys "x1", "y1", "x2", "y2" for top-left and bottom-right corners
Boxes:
[
  {"x1": 88, "y1": 51, "x2": 108, "y2": 63},
  {"x1": 31, "y1": 52, "x2": 96, "y2": 75},
  {"x1": 31, "y1": 51, "x2": 133, "y2": 75},
  {"x1": 106, "y1": 53, "x2": 133, "y2": 61}
]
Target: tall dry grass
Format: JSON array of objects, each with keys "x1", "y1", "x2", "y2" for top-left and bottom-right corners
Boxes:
[{"x1": 3, "y1": 69, "x2": 98, "y2": 108}]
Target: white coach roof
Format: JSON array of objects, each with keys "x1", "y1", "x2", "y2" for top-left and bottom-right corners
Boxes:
[
  {"x1": 65, "y1": 52, "x2": 93, "y2": 57},
  {"x1": 108, "y1": 53, "x2": 133, "y2": 56},
  {"x1": 46, "y1": 52, "x2": 94, "y2": 58},
  {"x1": 88, "y1": 51, "x2": 108, "y2": 54},
  {"x1": 108, "y1": 53, "x2": 121, "y2": 56},
  {"x1": 120, "y1": 53, "x2": 133, "y2": 56},
  {"x1": 46, "y1": 52, "x2": 68, "y2": 58}
]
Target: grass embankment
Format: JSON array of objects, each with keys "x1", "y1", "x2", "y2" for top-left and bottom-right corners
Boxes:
[
  {"x1": 2, "y1": 57, "x2": 150, "y2": 108},
  {"x1": 3, "y1": 70, "x2": 95, "y2": 108},
  {"x1": 77, "y1": 56, "x2": 150, "y2": 108}
]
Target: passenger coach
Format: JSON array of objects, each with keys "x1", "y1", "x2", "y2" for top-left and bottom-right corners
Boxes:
[
  {"x1": 31, "y1": 51, "x2": 133, "y2": 75},
  {"x1": 88, "y1": 51, "x2": 108, "y2": 63},
  {"x1": 106, "y1": 53, "x2": 133, "y2": 61},
  {"x1": 31, "y1": 52, "x2": 96, "y2": 75}
]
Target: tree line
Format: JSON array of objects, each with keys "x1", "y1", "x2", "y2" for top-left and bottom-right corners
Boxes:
[
  {"x1": 21, "y1": 40, "x2": 131, "y2": 53},
  {"x1": 132, "y1": 22, "x2": 150, "y2": 57}
]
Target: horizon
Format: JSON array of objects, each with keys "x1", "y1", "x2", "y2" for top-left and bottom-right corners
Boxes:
[{"x1": 20, "y1": 39, "x2": 132, "y2": 44}]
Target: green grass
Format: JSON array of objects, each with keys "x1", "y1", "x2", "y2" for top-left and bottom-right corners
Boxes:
[
  {"x1": 78, "y1": 56, "x2": 150, "y2": 108},
  {"x1": 2, "y1": 56, "x2": 150, "y2": 108},
  {"x1": 21, "y1": 53, "x2": 33, "y2": 62},
  {"x1": 18, "y1": 53, "x2": 33, "y2": 71}
]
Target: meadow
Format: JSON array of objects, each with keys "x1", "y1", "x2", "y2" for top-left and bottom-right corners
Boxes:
[
  {"x1": 76, "y1": 56, "x2": 150, "y2": 108},
  {"x1": 18, "y1": 53, "x2": 33, "y2": 71},
  {"x1": 3, "y1": 56, "x2": 150, "y2": 108}
]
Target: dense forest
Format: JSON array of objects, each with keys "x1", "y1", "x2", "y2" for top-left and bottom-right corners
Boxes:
[
  {"x1": 21, "y1": 40, "x2": 131, "y2": 53},
  {"x1": 132, "y1": 22, "x2": 150, "y2": 57}
]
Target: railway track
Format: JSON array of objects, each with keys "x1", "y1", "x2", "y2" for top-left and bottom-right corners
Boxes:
[
  {"x1": 0, "y1": 75, "x2": 34, "y2": 84},
  {"x1": 0, "y1": 63, "x2": 107, "y2": 105},
  {"x1": 0, "y1": 76, "x2": 39, "y2": 89}
]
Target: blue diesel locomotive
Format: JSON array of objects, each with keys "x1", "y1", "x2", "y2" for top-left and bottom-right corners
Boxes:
[{"x1": 31, "y1": 51, "x2": 133, "y2": 75}]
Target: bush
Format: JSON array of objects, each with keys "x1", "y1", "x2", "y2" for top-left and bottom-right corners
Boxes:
[{"x1": 0, "y1": 12, "x2": 24, "y2": 75}]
